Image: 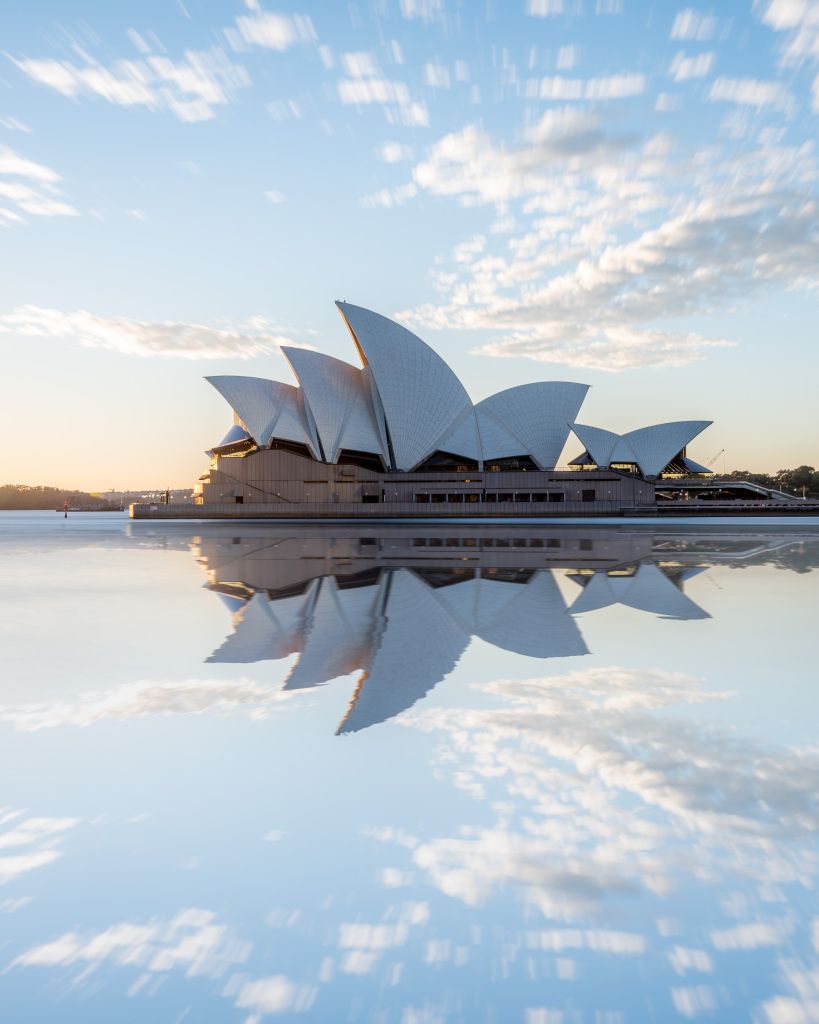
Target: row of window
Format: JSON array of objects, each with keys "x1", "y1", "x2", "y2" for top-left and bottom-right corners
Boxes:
[
  {"x1": 410, "y1": 537, "x2": 590, "y2": 549},
  {"x1": 412, "y1": 490, "x2": 597, "y2": 504}
]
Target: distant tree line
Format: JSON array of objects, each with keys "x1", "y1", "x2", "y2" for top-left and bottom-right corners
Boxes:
[
  {"x1": 0, "y1": 485, "x2": 117, "y2": 510},
  {"x1": 723, "y1": 465, "x2": 819, "y2": 497}
]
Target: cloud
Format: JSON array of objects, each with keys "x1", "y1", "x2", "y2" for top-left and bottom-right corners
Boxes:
[
  {"x1": 386, "y1": 109, "x2": 636, "y2": 209},
  {"x1": 232, "y1": 975, "x2": 317, "y2": 1015},
  {"x1": 225, "y1": 3, "x2": 316, "y2": 52},
  {"x1": 669, "y1": 51, "x2": 715, "y2": 81},
  {"x1": 710, "y1": 920, "x2": 792, "y2": 951},
  {"x1": 761, "y1": 0, "x2": 819, "y2": 65},
  {"x1": 0, "y1": 677, "x2": 285, "y2": 729},
  {"x1": 400, "y1": 0, "x2": 446, "y2": 23},
  {"x1": 377, "y1": 142, "x2": 413, "y2": 163},
  {"x1": 527, "y1": 0, "x2": 568, "y2": 15},
  {"x1": 0, "y1": 146, "x2": 76, "y2": 223},
  {"x1": 0, "y1": 307, "x2": 314, "y2": 360},
  {"x1": 0, "y1": 116, "x2": 32, "y2": 133},
  {"x1": 524, "y1": 73, "x2": 646, "y2": 100},
  {"x1": 670, "y1": 8, "x2": 718, "y2": 41},
  {"x1": 10, "y1": 48, "x2": 250, "y2": 123},
  {"x1": 672, "y1": 986, "x2": 716, "y2": 1018},
  {"x1": 424, "y1": 62, "x2": 451, "y2": 89},
  {"x1": 264, "y1": 189, "x2": 286, "y2": 204},
  {"x1": 556, "y1": 46, "x2": 577, "y2": 70},
  {"x1": 337, "y1": 72, "x2": 429, "y2": 127},
  {"x1": 381, "y1": 107, "x2": 819, "y2": 370},
  {"x1": 708, "y1": 76, "x2": 792, "y2": 110},
  {"x1": 475, "y1": 326, "x2": 734, "y2": 372}
]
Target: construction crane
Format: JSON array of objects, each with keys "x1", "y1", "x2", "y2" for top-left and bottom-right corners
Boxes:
[{"x1": 707, "y1": 449, "x2": 725, "y2": 475}]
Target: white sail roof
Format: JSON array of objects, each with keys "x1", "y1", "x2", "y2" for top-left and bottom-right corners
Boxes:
[
  {"x1": 571, "y1": 424, "x2": 620, "y2": 469},
  {"x1": 206, "y1": 375, "x2": 319, "y2": 455},
  {"x1": 571, "y1": 420, "x2": 712, "y2": 477},
  {"x1": 435, "y1": 407, "x2": 483, "y2": 462},
  {"x1": 476, "y1": 382, "x2": 590, "y2": 469},
  {"x1": 336, "y1": 301, "x2": 473, "y2": 471},
  {"x1": 282, "y1": 347, "x2": 386, "y2": 463},
  {"x1": 624, "y1": 421, "x2": 712, "y2": 478}
]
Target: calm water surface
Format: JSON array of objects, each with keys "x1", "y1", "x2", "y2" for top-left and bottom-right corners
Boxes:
[{"x1": 1, "y1": 511, "x2": 819, "y2": 1023}]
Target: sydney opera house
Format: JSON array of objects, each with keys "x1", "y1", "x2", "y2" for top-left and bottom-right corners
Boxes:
[{"x1": 149, "y1": 301, "x2": 718, "y2": 517}]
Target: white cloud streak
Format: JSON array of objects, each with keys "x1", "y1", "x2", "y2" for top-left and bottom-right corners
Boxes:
[
  {"x1": 0, "y1": 146, "x2": 76, "y2": 223},
  {"x1": 225, "y1": 5, "x2": 315, "y2": 52},
  {"x1": 708, "y1": 76, "x2": 792, "y2": 110},
  {"x1": 525, "y1": 73, "x2": 646, "y2": 100},
  {"x1": 670, "y1": 8, "x2": 718, "y2": 41},
  {"x1": 10, "y1": 48, "x2": 250, "y2": 123},
  {"x1": 0, "y1": 307, "x2": 314, "y2": 360},
  {"x1": 669, "y1": 51, "x2": 715, "y2": 81}
]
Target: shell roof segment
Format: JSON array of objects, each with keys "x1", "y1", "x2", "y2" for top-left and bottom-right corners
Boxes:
[
  {"x1": 206, "y1": 375, "x2": 318, "y2": 455},
  {"x1": 571, "y1": 420, "x2": 713, "y2": 476},
  {"x1": 476, "y1": 382, "x2": 590, "y2": 469},
  {"x1": 282, "y1": 347, "x2": 386, "y2": 464},
  {"x1": 336, "y1": 301, "x2": 473, "y2": 471}
]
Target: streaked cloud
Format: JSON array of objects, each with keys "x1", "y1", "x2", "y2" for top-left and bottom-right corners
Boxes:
[
  {"x1": 0, "y1": 146, "x2": 76, "y2": 223},
  {"x1": 524, "y1": 72, "x2": 646, "y2": 100},
  {"x1": 669, "y1": 51, "x2": 715, "y2": 81},
  {"x1": 224, "y1": 2, "x2": 316, "y2": 52},
  {"x1": 336, "y1": 61, "x2": 429, "y2": 127},
  {"x1": 0, "y1": 307, "x2": 313, "y2": 360},
  {"x1": 382, "y1": 96, "x2": 819, "y2": 370},
  {"x1": 231, "y1": 975, "x2": 317, "y2": 1015},
  {"x1": 708, "y1": 76, "x2": 792, "y2": 109},
  {"x1": 0, "y1": 116, "x2": 32, "y2": 133},
  {"x1": 424, "y1": 62, "x2": 451, "y2": 88},
  {"x1": 9, "y1": 47, "x2": 250, "y2": 123},
  {"x1": 670, "y1": 7, "x2": 718, "y2": 41},
  {"x1": 761, "y1": 0, "x2": 819, "y2": 64},
  {"x1": 377, "y1": 141, "x2": 413, "y2": 163},
  {"x1": 400, "y1": 0, "x2": 446, "y2": 23}
]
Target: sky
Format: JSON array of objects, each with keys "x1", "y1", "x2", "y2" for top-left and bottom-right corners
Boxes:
[{"x1": 0, "y1": 0, "x2": 818, "y2": 490}]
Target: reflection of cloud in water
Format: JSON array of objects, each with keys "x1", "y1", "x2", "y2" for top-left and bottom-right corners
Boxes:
[
  {"x1": 370, "y1": 666, "x2": 819, "y2": 924},
  {"x1": 0, "y1": 810, "x2": 78, "y2": 885},
  {"x1": 13, "y1": 907, "x2": 317, "y2": 1018},
  {"x1": 337, "y1": 902, "x2": 430, "y2": 977},
  {"x1": 0, "y1": 678, "x2": 282, "y2": 731}
]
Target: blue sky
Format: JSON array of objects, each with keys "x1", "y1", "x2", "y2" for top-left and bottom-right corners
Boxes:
[{"x1": 0, "y1": 0, "x2": 817, "y2": 488}]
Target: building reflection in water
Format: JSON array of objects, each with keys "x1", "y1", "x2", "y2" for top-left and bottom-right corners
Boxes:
[{"x1": 193, "y1": 526, "x2": 813, "y2": 734}]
